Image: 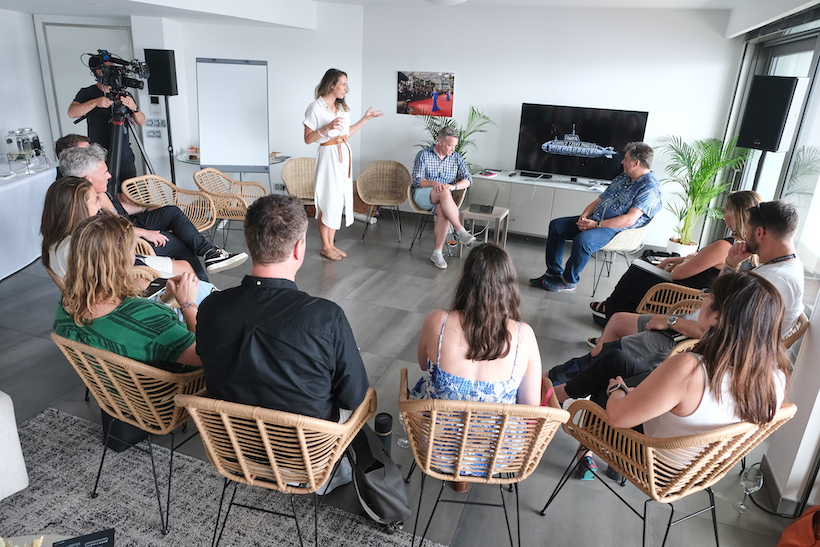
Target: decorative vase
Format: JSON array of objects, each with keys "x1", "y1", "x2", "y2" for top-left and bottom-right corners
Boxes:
[{"x1": 667, "y1": 238, "x2": 698, "y2": 257}]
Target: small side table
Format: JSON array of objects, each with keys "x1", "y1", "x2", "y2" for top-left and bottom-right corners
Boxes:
[{"x1": 459, "y1": 206, "x2": 510, "y2": 257}]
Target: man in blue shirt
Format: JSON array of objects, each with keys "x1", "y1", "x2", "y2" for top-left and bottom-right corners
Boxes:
[
  {"x1": 411, "y1": 126, "x2": 476, "y2": 269},
  {"x1": 530, "y1": 142, "x2": 662, "y2": 292}
]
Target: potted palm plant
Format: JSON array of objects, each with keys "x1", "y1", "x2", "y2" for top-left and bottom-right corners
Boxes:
[
  {"x1": 657, "y1": 135, "x2": 750, "y2": 256},
  {"x1": 415, "y1": 106, "x2": 494, "y2": 174}
]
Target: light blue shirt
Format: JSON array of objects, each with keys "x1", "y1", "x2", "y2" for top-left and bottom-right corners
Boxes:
[
  {"x1": 411, "y1": 146, "x2": 472, "y2": 192},
  {"x1": 590, "y1": 171, "x2": 662, "y2": 230}
]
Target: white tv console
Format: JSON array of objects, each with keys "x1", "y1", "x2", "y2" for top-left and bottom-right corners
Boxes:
[{"x1": 467, "y1": 171, "x2": 608, "y2": 238}]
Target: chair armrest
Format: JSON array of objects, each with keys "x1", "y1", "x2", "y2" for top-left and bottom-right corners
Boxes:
[
  {"x1": 172, "y1": 189, "x2": 216, "y2": 232},
  {"x1": 668, "y1": 298, "x2": 702, "y2": 315}
]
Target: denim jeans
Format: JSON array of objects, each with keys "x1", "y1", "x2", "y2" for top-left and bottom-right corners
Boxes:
[{"x1": 545, "y1": 216, "x2": 617, "y2": 284}]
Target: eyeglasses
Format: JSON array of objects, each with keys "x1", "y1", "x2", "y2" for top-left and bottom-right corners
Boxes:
[
  {"x1": 747, "y1": 203, "x2": 769, "y2": 229},
  {"x1": 699, "y1": 288, "x2": 712, "y2": 301}
]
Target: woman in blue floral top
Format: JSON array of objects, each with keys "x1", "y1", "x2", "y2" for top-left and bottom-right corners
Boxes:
[{"x1": 411, "y1": 244, "x2": 542, "y2": 406}]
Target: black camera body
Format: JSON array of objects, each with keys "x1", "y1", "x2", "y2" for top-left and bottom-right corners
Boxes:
[{"x1": 88, "y1": 49, "x2": 150, "y2": 93}]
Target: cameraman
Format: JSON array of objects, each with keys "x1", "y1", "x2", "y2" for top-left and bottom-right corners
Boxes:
[{"x1": 68, "y1": 56, "x2": 145, "y2": 195}]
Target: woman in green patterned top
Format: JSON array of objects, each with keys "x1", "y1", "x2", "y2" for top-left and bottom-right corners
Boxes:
[{"x1": 54, "y1": 214, "x2": 201, "y2": 370}]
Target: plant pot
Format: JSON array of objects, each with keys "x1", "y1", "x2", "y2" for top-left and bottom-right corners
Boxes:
[{"x1": 667, "y1": 238, "x2": 698, "y2": 257}]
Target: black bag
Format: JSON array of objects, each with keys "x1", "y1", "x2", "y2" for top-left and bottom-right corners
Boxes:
[{"x1": 348, "y1": 424, "x2": 412, "y2": 532}]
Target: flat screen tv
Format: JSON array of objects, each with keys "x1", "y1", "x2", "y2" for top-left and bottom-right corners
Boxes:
[{"x1": 515, "y1": 103, "x2": 649, "y2": 182}]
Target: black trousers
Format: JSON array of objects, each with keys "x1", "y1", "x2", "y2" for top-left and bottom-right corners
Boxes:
[
  {"x1": 564, "y1": 348, "x2": 654, "y2": 407},
  {"x1": 131, "y1": 205, "x2": 214, "y2": 281}
]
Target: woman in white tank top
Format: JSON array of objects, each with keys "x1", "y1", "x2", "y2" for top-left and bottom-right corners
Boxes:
[{"x1": 605, "y1": 270, "x2": 790, "y2": 437}]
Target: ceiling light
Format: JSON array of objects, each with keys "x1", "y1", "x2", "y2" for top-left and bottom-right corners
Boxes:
[{"x1": 425, "y1": 0, "x2": 468, "y2": 5}]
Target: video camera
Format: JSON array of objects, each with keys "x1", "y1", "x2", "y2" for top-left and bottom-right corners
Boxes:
[{"x1": 87, "y1": 49, "x2": 150, "y2": 93}]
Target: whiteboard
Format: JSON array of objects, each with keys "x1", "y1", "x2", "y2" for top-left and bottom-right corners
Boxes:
[{"x1": 196, "y1": 58, "x2": 269, "y2": 172}]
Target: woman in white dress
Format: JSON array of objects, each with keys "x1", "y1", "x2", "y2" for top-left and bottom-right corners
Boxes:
[{"x1": 303, "y1": 68, "x2": 382, "y2": 260}]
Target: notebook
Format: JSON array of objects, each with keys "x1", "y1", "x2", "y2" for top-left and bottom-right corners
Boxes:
[{"x1": 469, "y1": 188, "x2": 500, "y2": 214}]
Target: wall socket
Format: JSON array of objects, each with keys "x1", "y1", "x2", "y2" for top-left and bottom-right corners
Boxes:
[{"x1": 274, "y1": 183, "x2": 284, "y2": 191}]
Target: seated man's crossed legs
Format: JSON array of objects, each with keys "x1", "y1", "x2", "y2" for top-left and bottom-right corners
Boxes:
[{"x1": 419, "y1": 185, "x2": 475, "y2": 269}]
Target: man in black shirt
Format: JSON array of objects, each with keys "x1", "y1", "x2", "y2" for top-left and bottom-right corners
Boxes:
[
  {"x1": 196, "y1": 195, "x2": 369, "y2": 422},
  {"x1": 68, "y1": 58, "x2": 145, "y2": 194}
]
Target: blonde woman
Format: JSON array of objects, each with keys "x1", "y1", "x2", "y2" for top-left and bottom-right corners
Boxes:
[
  {"x1": 303, "y1": 68, "x2": 382, "y2": 261},
  {"x1": 54, "y1": 214, "x2": 201, "y2": 371}
]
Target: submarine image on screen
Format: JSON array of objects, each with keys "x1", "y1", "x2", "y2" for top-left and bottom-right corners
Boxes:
[{"x1": 541, "y1": 126, "x2": 616, "y2": 159}]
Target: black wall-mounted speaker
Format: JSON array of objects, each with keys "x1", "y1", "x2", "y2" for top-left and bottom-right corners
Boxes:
[
  {"x1": 144, "y1": 48, "x2": 178, "y2": 97},
  {"x1": 737, "y1": 75, "x2": 803, "y2": 152}
]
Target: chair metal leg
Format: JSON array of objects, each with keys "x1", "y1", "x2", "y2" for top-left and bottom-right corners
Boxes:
[
  {"x1": 540, "y1": 446, "x2": 586, "y2": 515},
  {"x1": 409, "y1": 214, "x2": 429, "y2": 251},
  {"x1": 405, "y1": 460, "x2": 417, "y2": 483},
  {"x1": 411, "y1": 472, "x2": 427, "y2": 547},
  {"x1": 361, "y1": 205, "x2": 373, "y2": 241},
  {"x1": 392, "y1": 207, "x2": 402, "y2": 242},
  {"x1": 91, "y1": 421, "x2": 114, "y2": 499},
  {"x1": 418, "y1": 479, "x2": 447, "y2": 547},
  {"x1": 84, "y1": 388, "x2": 90, "y2": 402},
  {"x1": 291, "y1": 494, "x2": 305, "y2": 547},
  {"x1": 498, "y1": 483, "x2": 516, "y2": 547},
  {"x1": 212, "y1": 479, "x2": 238, "y2": 547}
]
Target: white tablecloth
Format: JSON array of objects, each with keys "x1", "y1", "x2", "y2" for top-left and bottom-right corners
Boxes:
[{"x1": 0, "y1": 167, "x2": 56, "y2": 281}]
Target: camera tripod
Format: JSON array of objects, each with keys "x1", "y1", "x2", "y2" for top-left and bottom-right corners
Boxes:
[
  {"x1": 107, "y1": 97, "x2": 156, "y2": 196},
  {"x1": 74, "y1": 93, "x2": 156, "y2": 196}
]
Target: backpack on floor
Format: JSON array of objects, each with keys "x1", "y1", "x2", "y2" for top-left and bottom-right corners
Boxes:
[{"x1": 347, "y1": 424, "x2": 412, "y2": 533}]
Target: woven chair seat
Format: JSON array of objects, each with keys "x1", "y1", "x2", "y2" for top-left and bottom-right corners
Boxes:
[
  {"x1": 636, "y1": 282, "x2": 703, "y2": 315},
  {"x1": 175, "y1": 388, "x2": 376, "y2": 494},
  {"x1": 121, "y1": 175, "x2": 216, "y2": 232},
  {"x1": 399, "y1": 369, "x2": 568, "y2": 485},
  {"x1": 193, "y1": 168, "x2": 268, "y2": 221},
  {"x1": 51, "y1": 333, "x2": 205, "y2": 435},
  {"x1": 357, "y1": 160, "x2": 411, "y2": 207},
  {"x1": 281, "y1": 157, "x2": 316, "y2": 206},
  {"x1": 600, "y1": 223, "x2": 650, "y2": 253},
  {"x1": 563, "y1": 399, "x2": 796, "y2": 504}
]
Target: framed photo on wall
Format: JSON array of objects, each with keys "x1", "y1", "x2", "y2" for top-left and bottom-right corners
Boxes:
[{"x1": 397, "y1": 71, "x2": 454, "y2": 117}]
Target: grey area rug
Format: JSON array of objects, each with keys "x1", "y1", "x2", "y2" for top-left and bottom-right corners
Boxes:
[{"x1": 1, "y1": 408, "x2": 444, "y2": 547}]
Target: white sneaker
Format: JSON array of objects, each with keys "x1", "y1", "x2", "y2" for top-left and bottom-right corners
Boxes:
[
  {"x1": 457, "y1": 228, "x2": 476, "y2": 246},
  {"x1": 431, "y1": 251, "x2": 447, "y2": 269}
]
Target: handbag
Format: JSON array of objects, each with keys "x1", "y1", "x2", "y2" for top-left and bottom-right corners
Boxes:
[
  {"x1": 347, "y1": 423, "x2": 412, "y2": 532},
  {"x1": 778, "y1": 505, "x2": 820, "y2": 547}
]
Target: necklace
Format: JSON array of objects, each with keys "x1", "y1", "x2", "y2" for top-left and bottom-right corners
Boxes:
[{"x1": 764, "y1": 253, "x2": 797, "y2": 265}]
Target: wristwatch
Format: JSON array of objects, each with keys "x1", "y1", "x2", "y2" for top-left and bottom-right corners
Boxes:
[
  {"x1": 667, "y1": 315, "x2": 679, "y2": 329},
  {"x1": 607, "y1": 383, "x2": 629, "y2": 396}
]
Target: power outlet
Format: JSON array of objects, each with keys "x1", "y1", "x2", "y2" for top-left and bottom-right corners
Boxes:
[{"x1": 274, "y1": 183, "x2": 284, "y2": 191}]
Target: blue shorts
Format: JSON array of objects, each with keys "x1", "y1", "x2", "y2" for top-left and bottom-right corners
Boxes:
[{"x1": 412, "y1": 187, "x2": 436, "y2": 211}]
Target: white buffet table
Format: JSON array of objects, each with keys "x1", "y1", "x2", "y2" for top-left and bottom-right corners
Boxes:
[{"x1": 0, "y1": 167, "x2": 56, "y2": 281}]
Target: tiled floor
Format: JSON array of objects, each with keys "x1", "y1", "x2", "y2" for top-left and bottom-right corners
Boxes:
[{"x1": 0, "y1": 213, "x2": 796, "y2": 546}]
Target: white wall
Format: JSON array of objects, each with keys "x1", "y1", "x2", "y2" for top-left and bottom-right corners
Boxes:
[
  {"x1": 0, "y1": 10, "x2": 54, "y2": 165},
  {"x1": 357, "y1": 6, "x2": 743, "y2": 246},
  {"x1": 171, "y1": 3, "x2": 364, "y2": 190}
]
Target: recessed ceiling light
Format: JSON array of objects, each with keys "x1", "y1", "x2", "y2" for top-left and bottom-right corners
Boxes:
[{"x1": 425, "y1": 0, "x2": 468, "y2": 5}]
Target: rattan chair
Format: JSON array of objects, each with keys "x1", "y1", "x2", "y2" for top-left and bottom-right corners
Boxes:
[
  {"x1": 121, "y1": 174, "x2": 216, "y2": 232},
  {"x1": 356, "y1": 160, "x2": 412, "y2": 242},
  {"x1": 407, "y1": 185, "x2": 466, "y2": 254},
  {"x1": 540, "y1": 399, "x2": 796, "y2": 546},
  {"x1": 193, "y1": 168, "x2": 268, "y2": 246},
  {"x1": 50, "y1": 333, "x2": 206, "y2": 534},
  {"x1": 281, "y1": 157, "x2": 316, "y2": 206},
  {"x1": 174, "y1": 388, "x2": 377, "y2": 547},
  {"x1": 399, "y1": 368, "x2": 569, "y2": 547},
  {"x1": 591, "y1": 223, "x2": 650, "y2": 297},
  {"x1": 635, "y1": 282, "x2": 703, "y2": 315},
  {"x1": 784, "y1": 312, "x2": 809, "y2": 350}
]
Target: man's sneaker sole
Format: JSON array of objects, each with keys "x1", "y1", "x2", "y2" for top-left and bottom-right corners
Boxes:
[{"x1": 205, "y1": 252, "x2": 248, "y2": 273}]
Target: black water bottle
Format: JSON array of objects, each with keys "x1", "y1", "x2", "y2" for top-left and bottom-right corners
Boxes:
[{"x1": 374, "y1": 412, "x2": 393, "y2": 457}]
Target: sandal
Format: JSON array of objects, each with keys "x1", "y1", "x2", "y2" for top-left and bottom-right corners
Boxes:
[
  {"x1": 586, "y1": 337, "x2": 597, "y2": 349},
  {"x1": 574, "y1": 455, "x2": 597, "y2": 480},
  {"x1": 589, "y1": 301, "x2": 607, "y2": 319}
]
